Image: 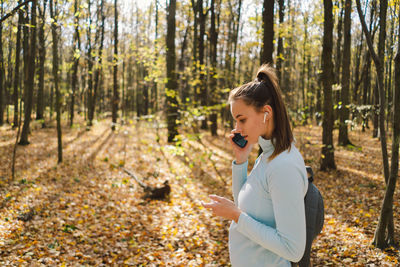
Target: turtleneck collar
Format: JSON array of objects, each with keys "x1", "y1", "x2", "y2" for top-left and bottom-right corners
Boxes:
[{"x1": 258, "y1": 135, "x2": 274, "y2": 153}]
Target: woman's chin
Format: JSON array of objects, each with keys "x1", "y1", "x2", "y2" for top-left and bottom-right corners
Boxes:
[{"x1": 248, "y1": 139, "x2": 257, "y2": 145}]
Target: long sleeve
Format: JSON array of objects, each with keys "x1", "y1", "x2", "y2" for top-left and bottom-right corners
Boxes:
[
  {"x1": 235, "y1": 161, "x2": 306, "y2": 262},
  {"x1": 231, "y1": 160, "x2": 248, "y2": 205}
]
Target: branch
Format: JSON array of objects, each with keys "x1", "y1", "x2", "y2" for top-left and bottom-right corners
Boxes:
[
  {"x1": 355, "y1": 0, "x2": 381, "y2": 68},
  {"x1": 0, "y1": 0, "x2": 33, "y2": 23}
]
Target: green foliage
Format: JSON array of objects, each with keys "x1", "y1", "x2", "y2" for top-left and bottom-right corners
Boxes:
[{"x1": 62, "y1": 224, "x2": 77, "y2": 233}]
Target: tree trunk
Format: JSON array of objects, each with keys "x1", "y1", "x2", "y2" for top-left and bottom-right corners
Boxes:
[
  {"x1": 36, "y1": 0, "x2": 46, "y2": 125},
  {"x1": 198, "y1": 0, "x2": 208, "y2": 130},
  {"x1": 86, "y1": 0, "x2": 94, "y2": 126},
  {"x1": 6, "y1": 27, "x2": 13, "y2": 124},
  {"x1": 70, "y1": 0, "x2": 81, "y2": 127},
  {"x1": 301, "y1": 15, "x2": 308, "y2": 123},
  {"x1": 361, "y1": 3, "x2": 376, "y2": 132},
  {"x1": 261, "y1": 0, "x2": 274, "y2": 64},
  {"x1": 166, "y1": 0, "x2": 178, "y2": 142},
  {"x1": 90, "y1": 0, "x2": 105, "y2": 126},
  {"x1": 0, "y1": 0, "x2": 4, "y2": 126},
  {"x1": 276, "y1": 0, "x2": 284, "y2": 83},
  {"x1": 112, "y1": 0, "x2": 118, "y2": 131},
  {"x1": 209, "y1": 0, "x2": 219, "y2": 136},
  {"x1": 355, "y1": 0, "x2": 392, "y2": 249},
  {"x1": 385, "y1": 7, "x2": 395, "y2": 133},
  {"x1": 121, "y1": 59, "x2": 126, "y2": 119},
  {"x1": 353, "y1": 28, "x2": 363, "y2": 105},
  {"x1": 283, "y1": 0, "x2": 292, "y2": 94},
  {"x1": 153, "y1": 0, "x2": 159, "y2": 112},
  {"x1": 321, "y1": 0, "x2": 336, "y2": 171},
  {"x1": 333, "y1": 0, "x2": 344, "y2": 122},
  {"x1": 372, "y1": 7, "x2": 400, "y2": 250},
  {"x1": 178, "y1": 26, "x2": 189, "y2": 108},
  {"x1": 231, "y1": 0, "x2": 242, "y2": 85},
  {"x1": 338, "y1": 0, "x2": 352, "y2": 146},
  {"x1": 13, "y1": 2, "x2": 23, "y2": 128},
  {"x1": 19, "y1": 0, "x2": 37, "y2": 145},
  {"x1": 334, "y1": 0, "x2": 344, "y2": 85},
  {"x1": 50, "y1": 0, "x2": 62, "y2": 163}
]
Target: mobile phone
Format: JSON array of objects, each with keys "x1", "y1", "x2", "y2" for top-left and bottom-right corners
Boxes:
[{"x1": 232, "y1": 133, "x2": 248, "y2": 148}]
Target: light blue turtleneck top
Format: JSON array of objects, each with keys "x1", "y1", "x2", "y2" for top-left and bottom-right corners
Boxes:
[{"x1": 229, "y1": 136, "x2": 308, "y2": 266}]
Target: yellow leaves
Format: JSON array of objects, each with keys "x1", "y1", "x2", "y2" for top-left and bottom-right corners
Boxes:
[
  {"x1": 1, "y1": 119, "x2": 398, "y2": 266},
  {"x1": 328, "y1": 218, "x2": 336, "y2": 225}
]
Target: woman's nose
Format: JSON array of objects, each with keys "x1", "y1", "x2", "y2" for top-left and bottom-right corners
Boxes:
[{"x1": 235, "y1": 123, "x2": 241, "y2": 132}]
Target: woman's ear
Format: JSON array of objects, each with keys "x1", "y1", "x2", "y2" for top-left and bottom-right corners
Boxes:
[{"x1": 263, "y1": 105, "x2": 272, "y2": 114}]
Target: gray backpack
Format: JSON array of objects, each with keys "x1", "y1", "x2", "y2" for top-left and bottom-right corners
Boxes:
[{"x1": 292, "y1": 166, "x2": 325, "y2": 267}]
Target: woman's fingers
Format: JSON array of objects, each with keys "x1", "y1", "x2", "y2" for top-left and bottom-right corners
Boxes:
[
  {"x1": 209, "y1": 194, "x2": 224, "y2": 202},
  {"x1": 201, "y1": 201, "x2": 213, "y2": 209}
]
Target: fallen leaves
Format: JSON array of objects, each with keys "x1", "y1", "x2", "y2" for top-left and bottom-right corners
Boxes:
[{"x1": 0, "y1": 119, "x2": 399, "y2": 265}]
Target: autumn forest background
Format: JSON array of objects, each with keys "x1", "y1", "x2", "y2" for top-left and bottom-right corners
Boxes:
[{"x1": 0, "y1": 0, "x2": 400, "y2": 265}]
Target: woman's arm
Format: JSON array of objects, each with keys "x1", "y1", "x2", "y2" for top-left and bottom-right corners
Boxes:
[
  {"x1": 232, "y1": 160, "x2": 248, "y2": 205},
  {"x1": 235, "y1": 163, "x2": 306, "y2": 262}
]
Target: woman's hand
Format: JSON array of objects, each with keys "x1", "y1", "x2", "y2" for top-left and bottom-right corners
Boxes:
[
  {"x1": 202, "y1": 195, "x2": 242, "y2": 223},
  {"x1": 229, "y1": 129, "x2": 253, "y2": 164}
]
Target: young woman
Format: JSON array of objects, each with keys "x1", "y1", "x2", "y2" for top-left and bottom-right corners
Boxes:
[{"x1": 202, "y1": 64, "x2": 308, "y2": 266}]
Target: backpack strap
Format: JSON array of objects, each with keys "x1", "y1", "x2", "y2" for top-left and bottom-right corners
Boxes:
[{"x1": 306, "y1": 166, "x2": 314, "y2": 183}]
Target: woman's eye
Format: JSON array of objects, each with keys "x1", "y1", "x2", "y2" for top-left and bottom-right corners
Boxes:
[{"x1": 240, "y1": 119, "x2": 246, "y2": 123}]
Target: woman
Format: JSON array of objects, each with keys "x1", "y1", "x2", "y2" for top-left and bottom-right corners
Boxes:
[{"x1": 202, "y1": 64, "x2": 308, "y2": 266}]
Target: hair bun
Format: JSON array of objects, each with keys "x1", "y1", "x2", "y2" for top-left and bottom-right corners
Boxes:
[{"x1": 256, "y1": 70, "x2": 269, "y2": 83}]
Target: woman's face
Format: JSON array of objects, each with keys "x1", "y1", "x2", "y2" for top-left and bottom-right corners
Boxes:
[{"x1": 230, "y1": 99, "x2": 269, "y2": 144}]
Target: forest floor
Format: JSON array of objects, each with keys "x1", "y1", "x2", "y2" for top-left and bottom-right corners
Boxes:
[{"x1": 0, "y1": 117, "x2": 399, "y2": 266}]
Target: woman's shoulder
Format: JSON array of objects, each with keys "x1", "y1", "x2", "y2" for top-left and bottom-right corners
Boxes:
[
  {"x1": 268, "y1": 143, "x2": 302, "y2": 167},
  {"x1": 266, "y1": 145, "x2": 306, "y2": 182}
]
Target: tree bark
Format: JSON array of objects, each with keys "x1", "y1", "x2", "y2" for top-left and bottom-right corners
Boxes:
[
  {"x1": 372, "y1": 6, "x2": 400, "y2": 250},
  {"x1": 0, "y1": 0, "x2": 33, "y2": 23},
  {"x1": 112, "y1": 0, "x2": 119, "y2": 131},
  {"x1": 276, "y1": 0, "x2": 284, "y2": 83},
  {"x1": 12, "y1": 1, "x2": 22, "y2": 128},
  {"x1": 50, "y1": 0, "x2": 62, "y2": 163},
  {"x1": 6, "y1": 27, "x2": 12, "y2": 124},
  {"x1": 338, "y1": 0, "x2": 352, "y2": 146},
  {"x1": 261, "y1": 0, "x2": 274, "y2": 64},
  {"x1": 321, "y1": 0, "x2": 336, "y2": 171},
  {"x1": 89, "y1": 0, "x2": 105, "y2": 126},
  {"x1": 166, "y1": 0, "x2": 178, "y2": 142},
  {"x1": 70, "y1": 0, "x2": 81, "y2": 127},
  {"x1": 0, "y1": 0, "x2": 4, "y2": 126},
  {"x1": 353, "y1": 26, "x2": 363, "y2": 105},
  {"x1": 362, "y1": 2, "x2": 376, "y2": 132},
  {"x1": 86, "y1": 0, "x2": 94, "y2": 126},
  {"x1": 36, "y1": 0, "x2": 46, "y2": 125},
  {"x1": 19, "y1": 0, "x2": 37, "y2": 145},
  {"x1": 178, "y1": 25, "x2": 189, "y2": 107},
  {"x1": 153, "y1": 0, "x2": 159, "y2": 112},
  {"x1": 231, "y1": 0, "x2": 242, "y2": 85},
  {"x1": 334, "y1": 0, "x2": 344, "y2": 85},
  {"x1": 198, "y1": 0, "x2": 208, "y2": 130},
  {"x1": 355, "y1": 0, "x2": 393, "y2": 249},
  {"x1": 209, "y1": 0, "x2": 219, "y2": 136}
]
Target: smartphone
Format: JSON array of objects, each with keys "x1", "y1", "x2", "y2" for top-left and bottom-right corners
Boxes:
[{"x1": 232, "y1": 133, "x2": 248, "y2": 148}]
